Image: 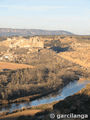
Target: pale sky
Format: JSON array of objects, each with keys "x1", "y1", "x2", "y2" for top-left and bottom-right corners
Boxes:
[{"x1": 0, "y1": 0, "x2": 90, "y2": 35}]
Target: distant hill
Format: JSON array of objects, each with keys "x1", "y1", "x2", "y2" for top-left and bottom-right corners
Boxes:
[{"x1": 0, "y1": 28, "x2": 73, "y2": 37}]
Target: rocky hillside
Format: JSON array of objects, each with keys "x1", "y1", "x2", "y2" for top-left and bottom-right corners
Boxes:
[{"x1": 0, "y1": 28, "x2": 73, "y2": 37}]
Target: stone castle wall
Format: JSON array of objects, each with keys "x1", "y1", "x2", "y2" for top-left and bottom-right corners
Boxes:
[{"x1": 1, "y1": 36, "x2": 44, "y2": 48}]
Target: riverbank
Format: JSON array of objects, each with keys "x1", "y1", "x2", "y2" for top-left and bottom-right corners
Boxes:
[
  {"x1": 0, "y1": 83, "x2": 90, "y2": 120},
  {"x1": 0, "y1": 79, "x2": 79, "y2": 112},
  {"x1": 0, "y1": 78, "x2": 73, "y2": 106},
  {"x1": 1, "y1": 80, "x2": 89, "y2": 120},
  {"x1": 0, "y1": 101, "x2": 57, "y2": 120}
]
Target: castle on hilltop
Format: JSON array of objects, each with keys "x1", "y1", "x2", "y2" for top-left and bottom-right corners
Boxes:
[{"x1": 6, "y1": 36, "x2": 44, "y2": 48}]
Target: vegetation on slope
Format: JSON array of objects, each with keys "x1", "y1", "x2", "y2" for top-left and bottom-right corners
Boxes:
[{"x1": 0, "y1": 49, "x2": 82, "y2": 104}]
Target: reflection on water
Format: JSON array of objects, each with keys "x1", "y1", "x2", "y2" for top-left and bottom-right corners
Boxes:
[{"x1": 0, "y1": 81, "x2": 89, "y2": 113}]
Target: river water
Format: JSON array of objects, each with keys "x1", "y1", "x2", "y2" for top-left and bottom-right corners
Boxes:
[{"x1": 0, "y1": 80, "x2": 89, "y2": 113}]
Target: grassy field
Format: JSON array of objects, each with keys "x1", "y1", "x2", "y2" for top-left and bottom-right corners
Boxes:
[{"x1": 0, "y1": 62, "x2": 34, "y2": 70}]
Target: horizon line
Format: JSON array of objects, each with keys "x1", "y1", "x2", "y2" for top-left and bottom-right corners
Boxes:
[{"x1": 0, "y1": 27, "x2": 90, "y2": 36}]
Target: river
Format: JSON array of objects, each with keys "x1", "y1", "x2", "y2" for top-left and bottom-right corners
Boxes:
[{"x1": 0, "y1": 80, "x2": 89, "y2": 114}]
